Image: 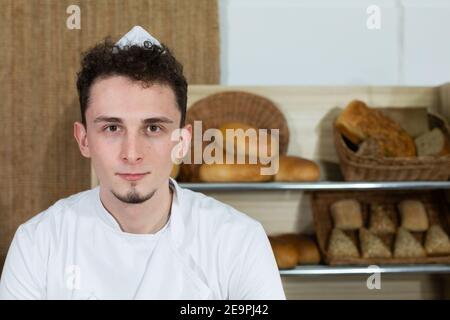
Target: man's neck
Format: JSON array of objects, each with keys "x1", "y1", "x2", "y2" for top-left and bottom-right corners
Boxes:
[{"x1": 99, "y1": 182, "x2": 173, "y2": 234}]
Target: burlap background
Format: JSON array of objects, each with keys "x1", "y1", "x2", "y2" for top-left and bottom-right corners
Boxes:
[{"x1": 0, "y1": 0, "x2": 219, "y2": 270}]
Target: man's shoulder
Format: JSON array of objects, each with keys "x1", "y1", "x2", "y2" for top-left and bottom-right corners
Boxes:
[{"x1": 19, "y1": 188, "x2": 96, "y2": 235}]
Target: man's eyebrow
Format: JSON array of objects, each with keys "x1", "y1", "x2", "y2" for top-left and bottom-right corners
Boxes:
[{"x1": 93, "y1": 116, "x2": 174, "y2": 124}]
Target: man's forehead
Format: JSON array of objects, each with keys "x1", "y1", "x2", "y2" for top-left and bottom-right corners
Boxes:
[{"x1": 87, "y1": 79, "x2": 179, "y2": 119}]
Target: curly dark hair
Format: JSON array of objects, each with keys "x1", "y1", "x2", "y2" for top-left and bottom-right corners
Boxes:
[{"x1": 76, "y1": 38, "x2": 187, "y2": 128}]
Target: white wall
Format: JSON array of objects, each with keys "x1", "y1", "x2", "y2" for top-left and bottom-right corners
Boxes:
[{"x1": 219, "y1": 0, "x2": 450, "y2": 86}]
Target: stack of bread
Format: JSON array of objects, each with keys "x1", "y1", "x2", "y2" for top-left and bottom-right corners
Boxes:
[
  {"x1": 335, "y1": 100, "x2": 450, "y2": 158},
  {"x1": 326, "y1": 198, "x2": 450, "y2": 261},
  {"x1": 268, "y1": 233, "x2": 321, "y2": 269},
  {"x1": 198, "y1": 122, "x2": 321, "y2": 182}
]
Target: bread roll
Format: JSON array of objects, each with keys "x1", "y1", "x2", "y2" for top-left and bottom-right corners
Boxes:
[
  {"x1": 330, "y1": 199, "x2": 363, "y2": 230},
  {"x1": 268, "y1": 236, "x2": 299, "y2": 269},
  {"x1": 369, "y1": 203, "x2": 396, "y2": 234},
  {"x1": 276, "y1": 234, "x2": 321, "y2": 264},
  {"x1": 424, "y1": 225, "x2": 450, "y2": 256},
  {"x1": 327, "y1": 228, "x2": 359, "y2": 259},
  {"x1": 394, "y1": 228, "x2": 426, "y2": 258},
  {"x1": 415, "y1": 128, "x2": 450, "y2": 157},
  {"x1": 198, "y1": 163, "x2": 273, "y2": 182},
  {"x1": 274, "y1": 156, "x2": 320, "y2": 182},
  {"x1": 335, "y1": 100, "x2": 416, "y2": 157},
  {"x1": 359, "y1": 228, "x2": 392, "y2": 258},
  {"x1": 398, "y1": 200, "x2": 429, "y2": 232}
]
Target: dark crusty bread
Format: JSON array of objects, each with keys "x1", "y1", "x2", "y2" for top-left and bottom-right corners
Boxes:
[{"x1": 335, "y1": 100, "x2": 416, "y2": 157}]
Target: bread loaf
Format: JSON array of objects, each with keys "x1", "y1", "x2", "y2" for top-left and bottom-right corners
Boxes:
[
  {"x1": 276, "y1": 234, "x2": 321, "y2": 264},
  {"x1": 274, "y1": 156, "x2": 320, "y2": 182},
  {"x1": 198, "y1": 163, "x2": 273, "y2": 182},
  {"x1": 335, "y1": 100, "x2": 416, "y2": 157},
  {"x1": 414, "y1": 128, "x2": 450, "y2": 157},
  {"x1": 268, "y1": 236, "x2": 299, "y2": 269}
]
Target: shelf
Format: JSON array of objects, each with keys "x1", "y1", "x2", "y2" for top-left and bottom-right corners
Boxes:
[
  {"x1": 178, "y1": 181, "x2": 450, "y2": 191},
  {"x1": 279, "y1": 264, "x2": 450, "y2": 276}
]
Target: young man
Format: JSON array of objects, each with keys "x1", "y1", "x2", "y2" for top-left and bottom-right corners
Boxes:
[{"x1": 0, "y1": 26, "x2": 285, "y2": 300}]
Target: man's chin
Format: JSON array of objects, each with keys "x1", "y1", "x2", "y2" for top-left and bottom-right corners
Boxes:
[{"x1": 111, "y1": 187, "x2": 156, "y2": 205}]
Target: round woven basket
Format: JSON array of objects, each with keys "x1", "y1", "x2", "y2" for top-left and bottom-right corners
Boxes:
[{"x1": 179, "y1": 91, "x2": 290, "y2": 182}]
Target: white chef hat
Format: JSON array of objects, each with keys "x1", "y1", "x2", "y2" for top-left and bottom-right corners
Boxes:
[{"x1": 115, "y1": 25, "x2": 161, "y2": 49}]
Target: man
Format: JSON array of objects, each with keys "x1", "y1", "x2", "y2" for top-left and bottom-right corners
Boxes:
[{"x1": 0, "y1": 26, "x2": 285, "y2": 299}]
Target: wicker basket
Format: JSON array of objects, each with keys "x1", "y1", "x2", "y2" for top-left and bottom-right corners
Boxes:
[
  {"x1": 334, "y1": 112, "x2": 450, "y2": 181},
  {"x1": 311, "y1": 190, "x2": 450, "y2": 265},
  {"x1": 179, "y1": 91, "x2": 290, "y2": 182}
]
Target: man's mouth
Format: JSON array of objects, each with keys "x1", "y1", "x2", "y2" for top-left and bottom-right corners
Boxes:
[{"x1": 117, "y1": 173, "x2": 149, "y2": 181}]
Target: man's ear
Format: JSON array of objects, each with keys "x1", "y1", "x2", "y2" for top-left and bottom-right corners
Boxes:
[{"x1": 74, "y1": 121, "x2": 91, "y2": 158}]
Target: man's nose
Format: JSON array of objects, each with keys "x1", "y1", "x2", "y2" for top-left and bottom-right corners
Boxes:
[{"x1": 121, "y1": 134, "x2": 144, "y2": 163}]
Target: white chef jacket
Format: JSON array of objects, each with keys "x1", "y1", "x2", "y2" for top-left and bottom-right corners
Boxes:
[{"x1": 0, "y1": 178, "x2": 285, "y2": 300}]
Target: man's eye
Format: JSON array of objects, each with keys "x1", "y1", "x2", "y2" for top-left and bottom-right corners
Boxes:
[
  {"x1": 147, "y1": 125, "x2": 161, "y2": 133},
  {"x1": 104, "y1": 125, "x2": 119, "y2": 132}
]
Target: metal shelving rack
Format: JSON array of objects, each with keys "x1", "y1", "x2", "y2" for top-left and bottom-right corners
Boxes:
[
  {"x1": 279, "y1": 264, "x2": 450, "y2": 276},
  {"x1": 179, "y1": 181, "x2": 450, "y2": 191},
  {"x1": 179, "y1": 181, "x2": 450, "y2": 275}
]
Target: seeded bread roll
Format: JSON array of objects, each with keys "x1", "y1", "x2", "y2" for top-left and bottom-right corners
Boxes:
[
  {"x1": 335, "y1": 100, "x2": 416, "y2": 157},
  {"x1": 328, "y1": 228, "x2": 360, "y2": 259},
  {"x1": 394, "y1": 228, "x2": 426, "y2": 258},
  {"x1": 359, "y1": 228, "x2": 392, "y2": 258},
  {"x1": 424, "y1": 225, "x2": 450, "y2": 256},
  {"x1": 330, "y1": 199, "x2": 363, "y2": 230},
  {"x1": 369, "y1": 203, "x2": 396, "y2": 234}
]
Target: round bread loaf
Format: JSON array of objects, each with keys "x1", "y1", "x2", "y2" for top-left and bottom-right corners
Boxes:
[{"x1": 274, "y1": 155, "x2": 320, "y2": 182}]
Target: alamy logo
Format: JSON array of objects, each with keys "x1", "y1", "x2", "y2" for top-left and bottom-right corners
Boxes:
[
  {"x1": 366, "y1": 265, "x2": 381, "y2": 290},
  {"x1": 171, "y1": 121, "x2": 280, "y2": 175},
  {"x1": 366, "y1": 5, "x2": 381, "y2": 30},
  {"x1": 66, "y1": 5, "x2": 81, "y2": 30},
  {"x1": 65, "y1": 265, "x2": 81, "y2": 290}
]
